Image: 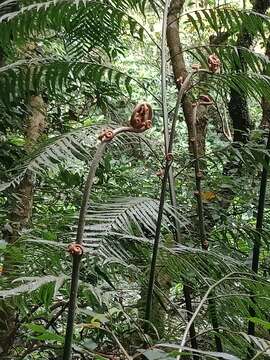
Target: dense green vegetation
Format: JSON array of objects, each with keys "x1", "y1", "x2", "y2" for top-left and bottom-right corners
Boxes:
[{"x1": 1, "y1": 0, "x2": 270, "y2": 359}]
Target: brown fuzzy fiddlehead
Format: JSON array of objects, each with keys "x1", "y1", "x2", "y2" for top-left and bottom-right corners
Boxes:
[
  {"x1": 67, "y1": 243, "x2": 84, "y2": 256},
  {"x1": 165, "y1": 152, "x2": 173, "y2": 162},
  {"x1": 98, "y1": 128, "x2": 114, "y2": 142},
  {"x1": 208, "y1": 54, "x2": 221, "y2": 73},
  {"x1": 64, "y1": 101, "x2": 153, "y2": 360},
  {"x1": 130, "y1": 102, "x2": 153, "y2": 130}
]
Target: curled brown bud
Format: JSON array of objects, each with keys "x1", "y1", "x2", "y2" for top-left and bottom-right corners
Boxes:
[
  {"x1": 68, "y1": 243, "x2": 84, "y2": 256},
  {"x1": 130, "y1": 102, "x2": 153, "y2": 130},
  {"x1": 145, "y1": 119, "x2": 152, "y2": 129},
  {"x1": 166, "y1": 152, "x2": 173, "y2": 162},
  {"x1": 208, "y1": 54, "x2": 221, "y2": 73},
  {"x1": 98, "y1": 128, "x2": 114, "y2": 142}
]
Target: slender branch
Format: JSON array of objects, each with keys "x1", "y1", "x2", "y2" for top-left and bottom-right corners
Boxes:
[
  {"x1": 191, "y1": 103, "x2": 208, "y2": 250},
  {"x1": 161, "y1": 0, "x2": 183, "y2": 243},
  {"x1": 63, "y1": 141, "x2": 107, "y2": 360},
  {"x1": 144, "y1": 156, "x2": 173, "y2": 327},
  {"x1": 144, "y1": 69, "x2": 196, "y2": 327},
  {"x1": 248, "y1": 130, "x2": 270, "y2": 337},
  {"x1": 63, "y1": 106, "x2": 153, "y2": 360},
  {"x1": 161, "y1": 0, "x2": 170, "y2": 151},
  {"x1": 191, "y1": 101, "x2": 223, "y2": 352},
  {"x1": 178, "y1": 272, "x2": 236, "y2": 357},
  {"x1": 103, "y1": 325, "x2": 132, "y2": 360}
]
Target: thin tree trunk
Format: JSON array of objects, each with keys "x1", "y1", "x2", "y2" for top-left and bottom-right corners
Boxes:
[
  {"x1": 166, "y1": 0, "x2": 207, "y2": 354},
  {"x1": 166, "y1": 0, "x2": 222, "y2": 352},
  {"x1": 167, "y1": 0, "x2": 208, "y2": 156},
  {"x1": 247, "y1": 34, "x2": 270, "y2": 344},
  {"x1": 6, "y1": 95, "x2": 47, "y2": 243},
  {"x1": 191, "y1": 103, "x2": 223, "y2": 352},
  {"x1": 228, "y1": 0, "x2": 270, "y2": 142},
  {"x1": 261, "y1": 38, "x2": 270, "y2": 129}
]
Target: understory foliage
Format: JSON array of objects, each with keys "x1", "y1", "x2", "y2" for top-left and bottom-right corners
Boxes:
[{"x1": 1, "y1": 0, "x2": 270, "y2": 359}]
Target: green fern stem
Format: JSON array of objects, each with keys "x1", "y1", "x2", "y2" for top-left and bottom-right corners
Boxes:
[
  {"x1": 248, "y1": 129, "x2": 270, "y2": 338},
  {"x1": 160, "y1": 1, "x2": 198, "y2": 352},
  {"x1": 191, "y1": 102, "x2": 223, "y2": 353},
  {"x1": 63, "y1": 120, "x2": 152, "y2": 359},
  {"x1": 144, "y1": 155, "x2": 173, "y2": 328},
  {"x1": 144, "y1": 70, "x2": 195, "y2": 327},
  {"x1": 63, "y1": 141, "x2": 107, "y2": 360}
]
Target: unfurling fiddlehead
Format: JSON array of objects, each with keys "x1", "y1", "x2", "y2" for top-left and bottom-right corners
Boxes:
[
  {"x1": 130, "y1": 102, "x2": 153, "y2": 130},
  {"x1": 63, "y1": 102, "x2": 152, "y2": 360}
]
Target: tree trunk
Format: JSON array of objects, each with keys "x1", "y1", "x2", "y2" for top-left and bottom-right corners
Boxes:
[
  {"x1": 6, "y1": 95, "x2": 47, "y2": 243},
  {"x1": 228, "y1": 0, "x2": 270, "y2": 142},
  {"x1": 261, "y1": 38, "x2": 270, "y2": 128},
  {"x1": 166, "y1": 1, "x2": 204, "y2": 354},
  {"x1": 167, "y1": 0, "x2": 223, "y2": 352},
  {"x1": 167, "y1": 0, "x2": 208, "y2": 156}
]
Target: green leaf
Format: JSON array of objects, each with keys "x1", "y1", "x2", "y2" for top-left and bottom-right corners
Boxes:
[
  {"x1": 25, "y1": 323, "x2": 64, "y2": 343},
  {"x1": 247, "y1": 317, "x2": 270, "y2": 330}
]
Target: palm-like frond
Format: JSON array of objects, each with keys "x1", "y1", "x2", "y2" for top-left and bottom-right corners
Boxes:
[
  {"x1": 0, "y1": 274, "x2": 66, "y2": 299},
  {"x1": 83, "y1": 197, "x2": 184, "y2": 239},
  {"x1": 66, "y1": 197, "x2": 245, "y2": 284},
  {"x1": 165, "y1": 245, "x2": 244, "y2": 284},
  {"x1": 195, "y1": 71, "x2": 270, "y2": 101},
  {"x1": 0, "y1": 126, "x2": 151, "y2": 190},
  {"x1": 0, "y1": 126, "x2": 98, "y2": 190},
  {"x1": 184, "y1": 6, "x2": 270, "y2": 40},
  {"x1": 70, "y1": 197, "x2": 185, "y2": 263},
  {"x1": 0, "y1": 0, "x2": 157, "y2": 57},
  {"x1": 176, "y1": 45, "x2": 270, "y2": 101},
  {"x1": 186, "y1": 45, "x2": 270, "y2": 74},
  {"x1": 0, "y1": 58, "x2": 136, "y2": 103}
]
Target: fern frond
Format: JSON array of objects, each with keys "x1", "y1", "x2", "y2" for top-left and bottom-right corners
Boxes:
[
  {"x1": 0, "y1": 275, "x2": 66, "y2": 299},
  {"x1": 81, "y1": 196, "x2": 186, "y2": 241},
  {"x1": 164, "y1": 245, "x2": 244, "y2": 284},
  {"x1": 200, "y1": 72, "x2": 270, "y2": 101},
  {"x1": 0, "y1": 0, "x2": 155, "y2": 56},
  {"x1": 0, "y1": 58, "x2": 137, "y2": 103},
  {"x1": 184, "y1": 6, "x2": 270, "y2": 40},
  {"x1": 0, "y1": 126, "x2": 98, "y2": 191},
  {"x1": 0, "y1": 126, "x2": 149, "y2": 191},
  {"x1": 186, "y1": 45, "x2": 270, "y2": 74}
]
